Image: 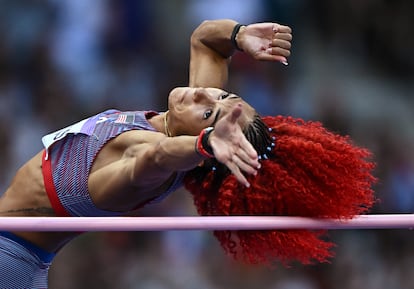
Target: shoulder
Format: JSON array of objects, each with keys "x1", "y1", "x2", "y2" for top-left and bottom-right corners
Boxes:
[{"x1": 92, "y1": 129, "x2": 167, "y2": 171}]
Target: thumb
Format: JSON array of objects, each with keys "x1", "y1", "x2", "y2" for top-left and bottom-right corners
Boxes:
[{"x1": 228, "y1": 103, "x2": 243, "y2": 124}]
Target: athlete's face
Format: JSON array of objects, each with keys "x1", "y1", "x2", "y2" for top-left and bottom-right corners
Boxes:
[{"x1": 167, "y1": 87, "x2": 255, "y2": 136}]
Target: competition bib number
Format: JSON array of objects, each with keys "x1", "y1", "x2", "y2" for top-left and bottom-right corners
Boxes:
[{"x1": 41, "y1": 118, "x2": 89, "y2": 151}]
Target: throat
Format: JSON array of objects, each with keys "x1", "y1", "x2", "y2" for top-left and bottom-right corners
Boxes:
[{"x1": 164, "y1": 111, "x2": 172, "y2": 137}]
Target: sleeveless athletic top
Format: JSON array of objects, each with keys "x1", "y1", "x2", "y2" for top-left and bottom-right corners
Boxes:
[{"x1": 41, "y1": 109, "x2": 185, "y2": 217}]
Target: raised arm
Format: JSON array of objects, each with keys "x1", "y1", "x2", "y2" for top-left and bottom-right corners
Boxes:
[{"x1": 189, "y1": 19, "x2": 292, "y2": 88}]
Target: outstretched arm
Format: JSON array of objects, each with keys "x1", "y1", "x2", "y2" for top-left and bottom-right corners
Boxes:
[
  {"x1": 189, "y1": 19, "x2": 292, "y2": 88},
  {"x1": 88, "y1": 105, "x2": 259, "y2": 210}
]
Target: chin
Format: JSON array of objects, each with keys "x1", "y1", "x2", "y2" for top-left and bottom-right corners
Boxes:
[{"x1": 169, "y1": 87, "x2": 183, "y2": 103}]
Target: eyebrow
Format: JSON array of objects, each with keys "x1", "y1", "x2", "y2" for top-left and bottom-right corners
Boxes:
[{"x1": 211, "y1": 108, "x2": 221, "y2": 127}]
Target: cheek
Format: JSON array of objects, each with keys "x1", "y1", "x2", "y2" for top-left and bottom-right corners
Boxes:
[
  {"x1": 171, "y1": 113, "x2": 202, "y2": 136},
  {"x1": 171, "y1": 104, "x2": 210, "y2": 135},
  {"x1": 184, "y1": 118, "x2": 204, "y2": 135},
  {"x1": 185, "y1": 118, "x2": 206, "y2": 135}
]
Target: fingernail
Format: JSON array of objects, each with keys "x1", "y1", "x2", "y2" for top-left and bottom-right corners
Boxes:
[
  {"x1": 245, "y1": 182, "x2": 250, "y2": 188},
  {"x1": 257, "y1": 164, "x2": 261, "y2": 169},
  {"x1": 281, "y1": 61, "x2": 288, "y2": 66}
]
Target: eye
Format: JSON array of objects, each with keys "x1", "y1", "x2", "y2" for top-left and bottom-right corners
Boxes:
[
  {"x1": 220, "y1": 93, "x2": 230, "y2": 100},
  {"x1": 203, "y1": 110, "x2": 213, "y2": 119}
]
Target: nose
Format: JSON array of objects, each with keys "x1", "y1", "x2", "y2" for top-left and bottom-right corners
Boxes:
[{"x1": 192, "y1": 88, "x2": 214, "y2": 104}]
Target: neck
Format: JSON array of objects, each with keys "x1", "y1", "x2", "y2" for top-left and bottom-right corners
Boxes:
[
  {"x1": 146, "y1": 113, "x2": 167, "y2": 134},
  {"x1": 164, "y1": 111, "x2": 172, "y2": 137}
]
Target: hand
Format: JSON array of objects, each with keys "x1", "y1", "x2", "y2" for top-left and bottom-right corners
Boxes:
[
  {"x1": 208, "y1": 103, "x2": 260, "y2": 187},
  {"x1": 238, "y1": 23, "x2": 292, "y2": 64}
]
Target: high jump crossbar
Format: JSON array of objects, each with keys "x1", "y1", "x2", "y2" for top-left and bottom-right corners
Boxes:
[{"x1": 0, "y1": 215, "x2": 412, "y2": 231}]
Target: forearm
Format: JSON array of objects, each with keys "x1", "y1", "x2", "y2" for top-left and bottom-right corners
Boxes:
[
  {"x1": 189, "y1": 19, "x2": 242, "y2": 87},
  {"x1": 132, "y1": 110, "x2": 259, "y2": 188},
  {"x1": 150, "y1": 135, "x2": 204, "y2": 173},
  {"x1": 189, "y1": 19, "x2": 292, "y2": 87},
  {"x1": 191, "y1": 19, "x2": 240, "y2": 59}
]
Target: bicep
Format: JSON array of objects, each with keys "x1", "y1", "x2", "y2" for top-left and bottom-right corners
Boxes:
[
  {"x1": 88, "y1": 157, "x2": 137, "y2": 209},
  {"x1": 87, "y1": 143, "x2": 172, "y2": 210},
  {"x1": 88, "y1": 141, "x2": 170, "y2": 195},
  {"x1": 87, "y1": 132, "x2": 203, "y2": 210}
]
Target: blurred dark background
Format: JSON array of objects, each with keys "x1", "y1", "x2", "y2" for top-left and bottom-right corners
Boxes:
[{"x1": 0, "y1": 0, "x2": 413, "y2": 288}]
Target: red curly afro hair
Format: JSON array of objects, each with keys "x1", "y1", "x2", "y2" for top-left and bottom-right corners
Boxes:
[{"x1": 184, "y1": 115, "x2": 377, "y2": 266}]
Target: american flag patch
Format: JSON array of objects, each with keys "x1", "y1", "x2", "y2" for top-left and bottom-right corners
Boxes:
[{"x1": 115, "y1": 113, "x2": 135, "y2": 124}]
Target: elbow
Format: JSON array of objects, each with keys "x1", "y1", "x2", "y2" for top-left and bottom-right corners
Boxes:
[
  {"x1": 190, "y1": 19, "x2": 236, "y2": 59},
  {"x1": 191, "y1": 20, "x2": 212, "y2": 47}
]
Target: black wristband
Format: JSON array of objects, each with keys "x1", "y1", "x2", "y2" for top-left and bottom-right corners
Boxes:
[
  {"x1": 195, "y1": 127, "x2": 215, "y2": 158},
  {"x1": 231, "y1": 24, "x2": 245, "y2": 51},
  {"x1": 201, "y1": 127, "x2": 214, "y2": 156}
]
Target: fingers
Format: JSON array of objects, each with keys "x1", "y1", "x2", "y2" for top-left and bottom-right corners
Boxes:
[
  {"x1": 267, "y1": 43, "x2": 291, "y2": 60},
  {"x1": 269, "y1": 24, "x2": 292, "y2": 64},
  {"x1": 225, "y1": 161, "x2": 251, "y2": 188},
  {"x1": 238, "y1": 132, "x2": 259, "y2": 160},
  {"x1": 271, "y1": 38, "x2": 292, "y2": 51},
  {"x1": 211, "y1": 103, "x2": 261, "y2": 187},
  {"x1": 222, "y1": 153, "x2": 259, "y2": 188},
  {"x1": 274, "y1": 24, "x2": 292, "y2": 34},
  {"x1": 232, "y1": 150, "x2": 260, "y2": 175},
  {"x1": 213, "y1": 138, "x2": 259, "y2": 172},
  {"x1": 213, "y1": 134, "x2": 260, "y2": 188}
]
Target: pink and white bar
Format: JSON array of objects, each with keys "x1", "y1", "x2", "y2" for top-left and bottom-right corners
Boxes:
[{"x1": 0, "y1": 215, "x2": 413, "y2": 231}]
